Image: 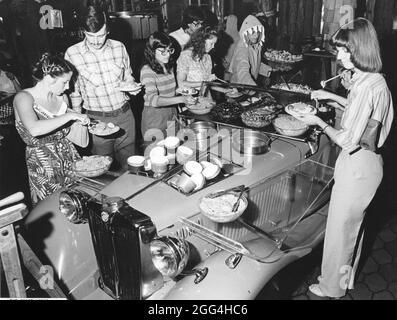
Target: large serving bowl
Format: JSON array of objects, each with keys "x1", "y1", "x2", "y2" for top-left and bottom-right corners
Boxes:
[
  {"x1": 199, "y1": 191, "x2": 248, "y2": 223},
  {"x1": 272, "y1": 114, "x2": 309, "y2": 137},
  {"x1": 186, "y1": 101, "x2": 216, "y2": 115},
  {"x1": 72, "y1": 155, "x2": 113, "y2": 178}
]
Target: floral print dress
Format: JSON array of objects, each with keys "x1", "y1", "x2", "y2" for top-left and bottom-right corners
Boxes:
[{"x1": 15, "y1": 101, "x2": 80, "y2": 204}]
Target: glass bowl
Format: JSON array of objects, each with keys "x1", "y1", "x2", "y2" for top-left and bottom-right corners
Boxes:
[
  {"x1": 72, "y1": 155, "x2": 113, "y2": 178},
  {"x1": 199, "y1": 191, "x2": 248, "y2": 223}
]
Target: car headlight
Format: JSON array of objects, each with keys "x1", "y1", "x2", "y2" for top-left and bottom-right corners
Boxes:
[
  {"x1": 150, "y1": 236, "x2": 190, "y2": 278},
  {"x1": 59, "y1": 190, "x2": 88, "y2": 224}
]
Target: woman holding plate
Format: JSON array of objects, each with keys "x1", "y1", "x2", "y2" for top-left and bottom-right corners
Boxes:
[
  {"x1": 13, "y1": 53, "x2": 90, "y2": 205},
  {"x1": 140, "y1": 32, "x2": 196, "y2": 139},
  {"x1": 293, "y1": 18, "x2": 394, "y2": 298}
]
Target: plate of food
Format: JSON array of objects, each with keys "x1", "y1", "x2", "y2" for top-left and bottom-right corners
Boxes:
[
  {"x1": 241, "y1": 107, "x2": 277, "y2": 128},
  {"x1": 89, "y1": 121, "x2": 120, "y2": 136},
  {"x1": 176, "y1": 87, "x2": 198, "y2": 96},
  {"x1": 225, "y1": 88, "x2": 243, "y2": 98},
  {"x1": 285, "y1": 102, "x2": 317, "y2": 117},
  {"x1": 115, "y1": 82, "x2": 142, "y2": 92}
]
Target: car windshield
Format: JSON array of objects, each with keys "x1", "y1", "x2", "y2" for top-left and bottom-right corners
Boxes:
[{"x1": 182, "y1": 159, "x2": 335, "y2": 262}]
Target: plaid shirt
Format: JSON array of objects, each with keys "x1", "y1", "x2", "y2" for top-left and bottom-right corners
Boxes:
[{"x1": 65, "y1": 39, "x2": 135, "y2": 112}]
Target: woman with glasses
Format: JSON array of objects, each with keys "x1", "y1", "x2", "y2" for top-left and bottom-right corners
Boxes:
[
  {"x1": 140, "y1": 32, "x2": 196, "y2": 138},
  {"x1": 294, "y1": 18, "x2": 394, "y2": 298}
]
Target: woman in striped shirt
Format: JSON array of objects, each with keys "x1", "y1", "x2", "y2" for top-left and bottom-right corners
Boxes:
[
  {"x1": 140, "y1": 32, "x2": 195, "y2": 137},
  {"x1": 296, "y1": 18, "x2": 394, "y2": 298}
]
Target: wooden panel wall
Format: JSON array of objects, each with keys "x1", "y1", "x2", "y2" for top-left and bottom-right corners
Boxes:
[
  {"x1": 276, "y1": 0, "x2": 323, "y2": 51},
  {"x1": 372, "y1": 0, "x2": 397, "y2": 39}
]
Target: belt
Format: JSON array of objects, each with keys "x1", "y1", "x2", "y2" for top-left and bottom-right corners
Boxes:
[
  {"x1": 85, "y1": 102, "x2": 130, "y2": 118},
  {"x1": 349, "y1": 146, "x2": 381, "y2": 156},
  {"x1": 349, "y1": 146, "x2": 362, "y2": 156}
]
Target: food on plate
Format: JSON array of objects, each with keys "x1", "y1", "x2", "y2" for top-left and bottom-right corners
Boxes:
[
  {"x1": 285, "y1": 102, "x2": 317, "y2": 117},
  {"x1": 116, "y1": 82, "x2": 142, "y2": 91},
  {"x1": 187, "y1": 97, "x2": 216, "y2": 115},
  {"x1": 271, "y1": 83, "x2": 312, "y2": 95},
  {"x1": 177, "y1": 87, "x2": 197, "y2": 95},
  {"x1": 273, "y1": 114, "x2": 308, "y2": 137},
  {"x1": 264, "y1": 49, "x2": 303, "y2": 63},
  {"x1": 241, "y1": 107, "x2": 277, "y2": 128},
  {"x1": 184, "y1": 161, "x2": 203, "y2": 176},
  {"x1": 89, "y1": 121, "x2": 120, "y2": 136}
]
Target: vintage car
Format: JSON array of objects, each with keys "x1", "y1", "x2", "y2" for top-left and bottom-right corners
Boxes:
[{"x1": 22, "y1": 115, "x2": 338, "y2": 300}]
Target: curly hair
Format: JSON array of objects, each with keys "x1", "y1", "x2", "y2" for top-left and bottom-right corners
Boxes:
[
  {"x1": 32, "y1": 52, "x2": 75, "y2": 82},
  {"x1": 142, "y1": 31, "x2": 175, "y2": 75},
  {"x1": 186, "y1": 26, "x2": 218, "y2": 61}
]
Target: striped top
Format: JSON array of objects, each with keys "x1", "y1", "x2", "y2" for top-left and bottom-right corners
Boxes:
[
  {"x1": 140, "y1": 65, "x2": 177, "y2": 108},
  {"x1": 336, "y1": 72, "x2": 394, "y2": 152},
  {"x1": 65, "y1": 39, "x2": 135, "y2": 113}
]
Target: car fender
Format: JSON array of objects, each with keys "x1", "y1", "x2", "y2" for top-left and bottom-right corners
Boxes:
[{"x1": 163, "y1": 238, "x2": 312, "y2": 300}]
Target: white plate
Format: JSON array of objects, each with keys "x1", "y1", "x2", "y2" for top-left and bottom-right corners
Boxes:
[
  {"x1": 285, "y1": 102, "x2": 317, "y2": 117},
  {"x1": 115, "y1": 83, "x2": 142, "y2": 92},
  {"x1": 226, "y1": 91, "x2": 243, "y2": 98},
  {"x1": 176, "y1": 88, "x2": 198, "y2": 95},
  {"x1": 89, "y1": 122, "x2": 120, "y2": 136}
]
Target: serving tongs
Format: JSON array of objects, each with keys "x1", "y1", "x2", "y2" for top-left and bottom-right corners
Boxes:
[{"x1": 206, "y1": 184, "x2": 247, "y2": 199}]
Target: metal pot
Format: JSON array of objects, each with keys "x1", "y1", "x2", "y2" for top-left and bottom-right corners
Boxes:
[{"x1": 232, "y1": 130, "x2": 271, "y2": 155}]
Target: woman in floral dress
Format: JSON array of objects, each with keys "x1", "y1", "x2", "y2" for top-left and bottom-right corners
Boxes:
[{"x1": 13, "y1": 53, "x2": 90, "y2": 204}]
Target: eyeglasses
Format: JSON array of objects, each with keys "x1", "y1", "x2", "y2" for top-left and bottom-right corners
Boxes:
[{"x1": 156, "y1": 48, "x2": 175, "y2": 56}]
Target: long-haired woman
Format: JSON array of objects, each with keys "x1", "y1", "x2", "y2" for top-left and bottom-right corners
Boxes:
[
  {"x1": 140, "y1": 31, "x2": 195, "y2": 137},
  {"x1": 13, "y1": 53, "x2": 89, "y2": 204},
  {"x1": 295, "y1": 18, "x2": 394, "y2": 298}
]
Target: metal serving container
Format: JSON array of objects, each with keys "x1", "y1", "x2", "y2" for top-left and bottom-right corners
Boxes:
[{"x1": 232, "y1": 130, "x2": 271, "y2": 155}]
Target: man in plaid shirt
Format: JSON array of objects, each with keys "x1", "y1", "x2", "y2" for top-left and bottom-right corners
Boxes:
[{"x1": 65, "y1": 6, "x2": 142, "y2": 171}]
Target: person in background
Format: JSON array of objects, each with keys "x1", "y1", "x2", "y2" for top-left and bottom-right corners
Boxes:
[
  {"x1": 169, "y1": 5, "x2": 205, "y2": 51},
  {"x1": 140, "y1": 32, "x2": 195, "y2": 139},
  {"x1": 0, "y1": 69, "x2": 21, "y2": 94},
  {"x1": 223, "y1": 15, "x2": 241, "y2": 81},
  {"x1": 13, "y1": 53, "x2": 89, "y2": 205},
  {"x1": 228, "y1": 15, "x2": 272, "y2": 88},
  {"x1": 295, "y1": 18, "x2": 394, "y2": 298},
  {"x1": 65, "y1": 5, "x2": 142, "y2": 171}
]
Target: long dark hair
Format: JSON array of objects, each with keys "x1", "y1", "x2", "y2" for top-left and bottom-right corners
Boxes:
[
  {"x1": 32, "y1": 53, "x2": 75, "y2": 82},
  {"x1": 186, "y1": 26, "x2": 218, "y2": 61},
  {"x1": 331, "y1": 18, "x2": 382, "y2": 73},
  {"x1": 143, "y1": 32, "x2": 175, "y2": 75}
]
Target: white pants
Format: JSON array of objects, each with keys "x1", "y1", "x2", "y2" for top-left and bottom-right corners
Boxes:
[{"x1": 318, "y1": 149, "x2": 383, "y2": 298}]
